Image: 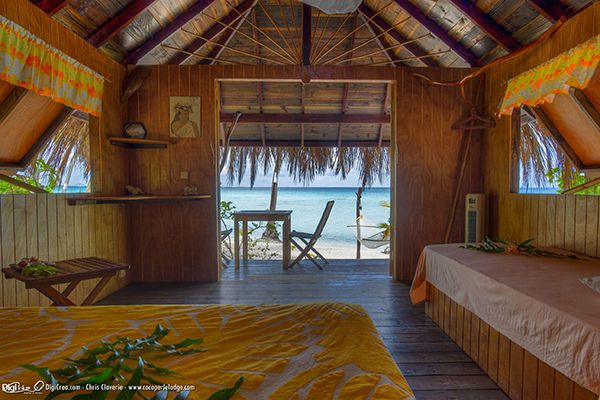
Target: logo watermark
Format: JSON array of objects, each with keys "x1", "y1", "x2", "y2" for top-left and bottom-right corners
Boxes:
[{"x1": 2, "y1": 380, "x2": 44, "y2": 395}]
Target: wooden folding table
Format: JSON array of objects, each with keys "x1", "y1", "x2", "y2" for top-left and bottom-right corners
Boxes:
[{"x1": 2, "y1": 257, "x2": 130, "y2": 306}]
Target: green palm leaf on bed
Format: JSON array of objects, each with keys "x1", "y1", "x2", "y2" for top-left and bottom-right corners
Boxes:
[{"x1": 22, "y1": 324, "x2": 243, "y2": 400}]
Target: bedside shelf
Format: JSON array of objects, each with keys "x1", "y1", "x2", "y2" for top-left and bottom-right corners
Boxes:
[
  {"x1": 67, "y1": 195, "x2": 211, "y2": 206},
  {"x1": 109, "y1": 137, "x2": 169, "y2": 149}
]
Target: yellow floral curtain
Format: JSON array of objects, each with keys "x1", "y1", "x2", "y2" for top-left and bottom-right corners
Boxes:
[
  {"x1": 0, "y1": 15, "x2": 104, "y2": 116},
  {"x1": 499, "y1": 34, "x2": 600, "y2": 116}
]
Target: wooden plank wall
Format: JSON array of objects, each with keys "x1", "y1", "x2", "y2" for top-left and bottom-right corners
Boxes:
[
  {"x1": 395, "y1": 68, "x2": 482, "y2": 280},
  {"x1": 0, "y1": 195, "x2": 129, "y2": 306},
  {"x1": 126, "y1": 65, "x2": 481, "y2": 282},
  {"x1": 483, "y1": 2, "x2": 600, "y2": 253},
  {"x1": 0, "y1": 0, "x2": 132, "y2": 306},
  {"x1": 426, "y1": 285, "x2": 598, "y2": 400}
]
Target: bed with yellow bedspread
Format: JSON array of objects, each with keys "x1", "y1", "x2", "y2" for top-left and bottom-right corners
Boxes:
[{"x1": 0, "y1": 302, "x2": 414, "y2": 399}]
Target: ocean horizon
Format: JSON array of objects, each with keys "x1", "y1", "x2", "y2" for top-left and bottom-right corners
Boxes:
[{"x1": 221, "y1": 186, "x2": 391, "y2": 249}]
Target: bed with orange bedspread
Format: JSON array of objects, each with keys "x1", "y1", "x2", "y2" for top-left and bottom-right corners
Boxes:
[{"x1": 0, "y1": 302, "x2": 414, "y2": 399}]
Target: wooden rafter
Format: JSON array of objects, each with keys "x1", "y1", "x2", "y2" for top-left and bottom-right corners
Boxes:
[
  {"x1": 447, "y1": 0, "x2": 520, "y2": 52},
  {"x1": 258, "y1": 1, "x2": 299, "y2": 62},
  {"x1": 251, "y1": 8, "x2": 266, "y2": 147},
  {"x1": 569, "y1": 88, "x2": 600, "y2": 133},
  {"x1": 229, "y1": 140, "x2": 390, "y2": 147},
  {"x1": 302, "y1": 3, "x2": 311, "y2": 65},
  {"x1": 300, "y1": 83, "x2": 306, "y2": 147},
  {"x1": 220, "y1": 113, "x2": 390, "y2": 124},
  {"x1": 31, "y1": 0, "x2": 68, "y2": 15},
  {"x1": 562, "y1": 176, "x2": 600, "y2": 195},
  {"x1": 526, "y1": 106, "x2": 584, "y2": 170},
  {"x1": 223, "y1": 0, "x2": 297, "y2": 63},
  {"x1": 527, "y1": 0, "x2": 566, "y2": 23},
  {"x1": 357, "y1": 4, "x2": 437, "y2": 68},
  {"x1": 313, "y1": 3, "x2": 396, "y2": 65},
  {"x1": 170, "y1": 0, "x2": 255, "y2": 64},
  {"x1": 378, "y1": 83, "x2": 391, "y2": 147},
  {"x1": 338, "y1": 16, "x2": 358, "y2": 147},
  {"x1": 392, "y1": 0, "x2": 481, "y2": 67},
  {"x1": 123, "y1": 0, "x2": 215, "y2": 65},
  {"x1": 0, "y1": 173, "x2": 47, "y2": 193},
  {"x1": 0, "y1": 87, "x2": 27, "y2": 124},
  {"x1": 87, "y1": 0, "x2": 157, "y2": 47}
]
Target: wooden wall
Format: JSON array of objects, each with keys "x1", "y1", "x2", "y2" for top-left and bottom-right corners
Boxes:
[
  {"x1": 0, "y1": 0, "x2": 131, "y2": 306},
  {"x1": 395, "y1": 68, "x2": 481, "y2": 280},
  {"x1": 426, "y1": 285, "x2": 598, "y2": 400},
  {"x1": 0, "y1": 195, "x2": 129, "y2": 306},
  {"x1": 483, "y1": 2, "x2": 600, "y2": 255},
  {"x1": 126, "y1": 65, "x2": 480, "y2": 282}
]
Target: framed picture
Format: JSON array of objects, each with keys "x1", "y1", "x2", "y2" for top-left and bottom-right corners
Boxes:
[{"x1": 169, "y1": 96, "x2": 201, "y2": 138}]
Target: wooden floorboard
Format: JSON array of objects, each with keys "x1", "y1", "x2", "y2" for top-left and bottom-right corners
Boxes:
[{"x1": 100, "y1": 259, "x2": 508, "y2": 400}]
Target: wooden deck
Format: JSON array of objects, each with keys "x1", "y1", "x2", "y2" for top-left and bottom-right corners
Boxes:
[{"x1": 99, "y1": 259, "x2": 508, "y2": 400}]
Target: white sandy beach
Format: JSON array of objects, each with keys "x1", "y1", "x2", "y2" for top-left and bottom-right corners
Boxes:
[{"x1": 223, "y1": 238, "x2": 389, "y2": 261}]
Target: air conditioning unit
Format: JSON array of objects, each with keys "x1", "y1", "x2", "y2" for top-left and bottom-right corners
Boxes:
[{"x1": 465, "y1": 193, "x2": 486, "y2": 243}]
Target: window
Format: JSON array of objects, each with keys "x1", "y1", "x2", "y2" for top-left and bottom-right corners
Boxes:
[
  {"x1": 0, "y1": 110, "x2": 91, "y2": 194},
  {"x1": 511, "y1": 106, "x2": 599, "y2": 195}
]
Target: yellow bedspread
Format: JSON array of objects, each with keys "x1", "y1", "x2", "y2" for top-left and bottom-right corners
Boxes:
[{"x1": 0, "y1": 302, "x2": 414, "y2": 400}]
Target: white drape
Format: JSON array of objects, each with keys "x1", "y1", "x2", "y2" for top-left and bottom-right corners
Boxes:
[{"x1": 298, "y1": 0, "x2": 362, "y2": 14}]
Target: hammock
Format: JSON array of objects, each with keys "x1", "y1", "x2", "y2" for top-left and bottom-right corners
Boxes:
[{"x1": 348, "y1": 214, "x2": 390, "y2": 251}]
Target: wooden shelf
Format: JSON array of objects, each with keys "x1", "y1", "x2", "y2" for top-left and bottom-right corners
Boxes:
[
  {"x1": 109, "y1": 137, "x2": 169, "y2": 149},
  {"x1": 67, "y1": 195, "x2": 211, "y2": 206}
]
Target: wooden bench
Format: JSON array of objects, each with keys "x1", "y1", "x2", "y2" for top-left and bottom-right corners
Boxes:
[{"x1": 2, "y1": 257, "x2": 129, "y2": 306}]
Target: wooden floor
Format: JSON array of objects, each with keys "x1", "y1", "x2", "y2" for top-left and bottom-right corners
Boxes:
[{"x1": 100, "y1": 259, "x2": 508, "y2": 400}]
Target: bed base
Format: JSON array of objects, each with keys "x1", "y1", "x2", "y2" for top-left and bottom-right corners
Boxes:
[{"x1": 425, "y1": 285, "x2": 598, "y2": 400}]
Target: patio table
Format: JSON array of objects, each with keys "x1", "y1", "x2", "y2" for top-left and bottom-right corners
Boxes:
[{"x1": 233, "y1": 210, "x2": 292, "y2": 269}]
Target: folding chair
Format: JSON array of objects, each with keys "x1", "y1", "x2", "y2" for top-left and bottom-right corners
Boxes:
[
  {"x1": 289, "y1": 200, "x2": 334, "y2": 270},
  {"x1": 220, "y1": 219, "x2": 233, "y2": 267}
]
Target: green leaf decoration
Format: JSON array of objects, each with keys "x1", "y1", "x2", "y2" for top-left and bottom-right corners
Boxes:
[
  {"x1": 22, "y1": 325, "x2": 241, "y2": 400},
  {"x1": 207, "y1": 377, "x2": 244, "y2": 400}
]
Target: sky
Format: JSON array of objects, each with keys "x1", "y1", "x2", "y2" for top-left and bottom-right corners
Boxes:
[{"x1": 221, "y1": 166, "x2": 390, "y2": 188}]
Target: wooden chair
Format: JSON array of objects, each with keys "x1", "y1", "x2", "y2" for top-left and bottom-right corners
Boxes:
[{"x1": 289, "y1": 200, "x2": 335, "y2": 270}]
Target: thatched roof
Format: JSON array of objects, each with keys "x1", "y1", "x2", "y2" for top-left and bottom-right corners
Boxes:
[{"x1": 224, "y1": 146, "x2": 389, "y2": 187}]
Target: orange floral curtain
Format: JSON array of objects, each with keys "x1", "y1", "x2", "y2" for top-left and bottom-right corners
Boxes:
[
  {"x1": 0, "y1": 15, "x2": 104, "y2": 116},
  {"x1": 499, "y1": 34, "x2": 600, "y2": 116}
]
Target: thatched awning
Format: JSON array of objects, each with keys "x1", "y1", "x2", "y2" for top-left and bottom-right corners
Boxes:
[{"x1": 223, "y1": 146, "x2": 389, "y2": 187}]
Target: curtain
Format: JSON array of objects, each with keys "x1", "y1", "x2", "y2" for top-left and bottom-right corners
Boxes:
[
  {"x1": 499, "y1": 34, "x2": 600, "y2": 116},
  {"x1": 298, "y1": 0, "x2": 362, "y2": 14},
  {"x1": 0, "y1": 15, "x2": 104, "y2": 116}
]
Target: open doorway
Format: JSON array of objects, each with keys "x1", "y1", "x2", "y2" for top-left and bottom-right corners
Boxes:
[{"x1": 217, "y1": 79, "x2": 393, "y2": 275}]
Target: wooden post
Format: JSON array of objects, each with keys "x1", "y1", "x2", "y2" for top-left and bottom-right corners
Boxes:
[{"x1": 356, "y1": 187, "x2": 363, "y2": 259}]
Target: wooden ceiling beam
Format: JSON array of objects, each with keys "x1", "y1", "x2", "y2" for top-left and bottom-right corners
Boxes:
[
  {"x1": 31, "y1": 0, "x2": 68, "y2": 15},
  {"x1": 220, "y1": 113, "x2": 390, "y2": 124},
  {"x1": 228, "y1": 140, "x2": 390, "y2": 147},
  {"x1": 447, "y1": 0, "x2": 520, "y2": 52},
  {"x1": 0, "y1": 87, "x2": 27, "y2": 125},
  {"x1": 302, "y1": 3, "x2": 311, "y2": 65},
  {"x1": 357, "y1": 4, "x2": 438, "y2": 68},
  {"x1": 87, "y1": 0, "x2": 157, "y2": 47},
  {"x1": 526, "y1": 0, "x2": 566, "y2": 22},
  {"x1": 172, "y1": 0, "x2": 255, "y2": 64},
  {"x1": 391, "y1": 0, "x2": 481, "y2": 67},
  {"x1": 123, "y1": 0, "x2": 216, "y2": 65}
]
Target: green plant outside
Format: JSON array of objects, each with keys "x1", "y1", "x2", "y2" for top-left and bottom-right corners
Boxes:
[
  {"x1": 546, "y1": 167, "x2": 600, "y2": 195},
  {"x1": 0, "y1": 159, "x2": 59, "y2": 194}
]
